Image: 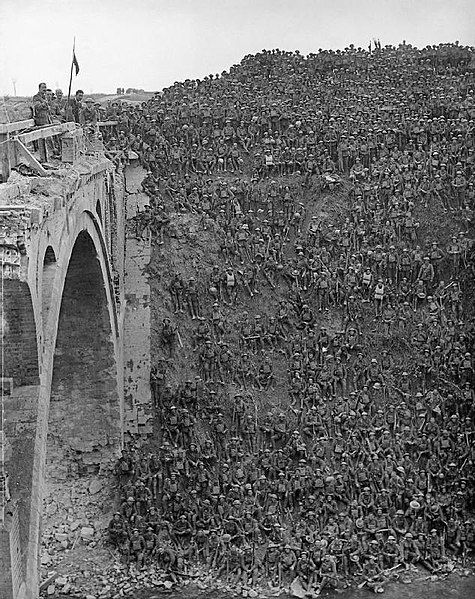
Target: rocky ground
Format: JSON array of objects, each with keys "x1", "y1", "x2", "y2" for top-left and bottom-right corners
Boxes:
[{"x1": 40, "y1": 562, "x2": 475, "y2": 599}]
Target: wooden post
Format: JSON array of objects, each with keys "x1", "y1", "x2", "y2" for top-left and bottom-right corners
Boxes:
[
  {"x1": 38, "y1": 139, "x2": 47, "y2": 163},
  {"x1": 14, "y1": 140, "x2": 48, "y2": 176},
  {"x1": 0, "y1": 134, "x2": 10, "y2": 182}
]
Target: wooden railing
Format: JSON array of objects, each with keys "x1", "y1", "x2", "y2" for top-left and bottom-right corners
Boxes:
[
  {"x1": 0, "y1": 120, "x2": 116, "y2": 182},
  {"x1": 0, "y1": 121, "x2": 79, "y2": 180},
  {"x1": 0, "y1": 120, "x2": 35, "y2": 134}
]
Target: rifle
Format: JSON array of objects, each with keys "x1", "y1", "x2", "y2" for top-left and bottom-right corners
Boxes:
[
  {"x1": 357, "y1": 563, "x2": 403, "y2": 589},
  {"x1": 211, "y1": 544, "x2": 220, "y2": 569},
  {"x1": 170, "y1": 569, "x2": 198, "y2": 578},
  {"x1": 262, "y1": 267, "x2": 276, "y2": 289}
]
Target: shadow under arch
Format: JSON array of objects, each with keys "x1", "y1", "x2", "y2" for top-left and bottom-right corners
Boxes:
[
  {"x1": 47, "y1": 229, "x2": 121, "y2": 469},
  {"x1": 96, "y1": 199, "x2": 103, "y2": 223}
]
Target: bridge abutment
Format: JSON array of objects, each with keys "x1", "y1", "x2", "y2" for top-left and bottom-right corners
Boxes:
[{"x1": 123, "y1": 164, "x2": 153, "y2": 438}]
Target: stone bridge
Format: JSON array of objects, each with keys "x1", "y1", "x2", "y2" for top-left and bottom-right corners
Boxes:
[{"x1": 0, "y1": 121, "x2": 152, "y2": 598}]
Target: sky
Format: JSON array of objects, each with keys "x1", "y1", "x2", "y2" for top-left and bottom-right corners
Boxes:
[{"x1": 0, "y1": 0, "x2": 474, "y2": 97}]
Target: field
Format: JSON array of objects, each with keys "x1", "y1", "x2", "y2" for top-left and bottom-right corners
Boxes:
[{"x1": 0, "y1": 91, "x2": 154, "y2": 124}]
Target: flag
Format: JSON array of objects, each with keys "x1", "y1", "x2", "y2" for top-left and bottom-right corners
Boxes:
[
  {"x1": 72, "y1": 51, "x2": 80, "y2": 76},
  {"x1": 67, "y1": 40, "x2": 80, "y2": 105}
]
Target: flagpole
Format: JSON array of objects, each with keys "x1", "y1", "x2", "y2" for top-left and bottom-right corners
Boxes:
[{"x1": 66, "y1": 37, "x2": 75, "y2": 118}]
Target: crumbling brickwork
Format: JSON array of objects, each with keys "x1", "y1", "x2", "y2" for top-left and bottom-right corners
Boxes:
[{"x1": 2, "y1": 280, "x2": 39, "y2": 387}]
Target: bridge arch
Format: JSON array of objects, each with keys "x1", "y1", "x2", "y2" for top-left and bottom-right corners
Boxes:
[
  {"x1": 25, "y1": 210, "x2": 123, "y2": 599},
  {"x1": 47, "y1": 229, "x2": 121, "y2": 468}
]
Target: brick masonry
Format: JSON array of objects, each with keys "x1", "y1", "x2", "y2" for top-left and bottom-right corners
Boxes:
[
  {"x1": 2, "y1": 280, "x2": 39, "y2": 388},
  {"x1": 2, "y1": 279, "x2": 40, "y2": 565},
  {"x1": 0, "y1": 506, "x2": 23, "y2": 599}
]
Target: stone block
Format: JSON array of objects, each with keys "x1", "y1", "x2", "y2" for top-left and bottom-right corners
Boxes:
[
  {"x1": 80, "y1": 527, "x2": 95, "y2": 540},
  {"x1": 70, "y1": 520, "x2": 81, "y2": 532},
  {"x1": 88, "y1": 478, "x2": 103, "y2": 495}
]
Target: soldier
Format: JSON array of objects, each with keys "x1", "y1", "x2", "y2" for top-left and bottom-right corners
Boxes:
[
  {"x1": 240, "y1": 543, "x2": 257, "y2": 587},
  {"x1": 429, "y1": 241, "x2": 445, "y2": 283},
  {"x1": 108, "y1": 512, "x2": 127, "y2": 548},
  {"x1": 373, "y1": 278, "x2": 385, "y2": 317},
  {"x1": 143, "y1": 526, "x2": 158, "y2": 565},
  {"x1": 241, "y1": 413, "x2": 257, "y2": 453},
  {"x1": 264, "y1": 542, "x2": 281, "y2": 586},
  {"x1": 362, "y1": 555, "x2": 386, "y2": 593},
  {"x1": 401, "y1": 532, "x2": 421, "y2": 568},
  {"x1": 116, "y1": 449, "x2": 134, "y2": 487},
  {"x1": 425, "y1": 528, "x2": 446, "y2": 571},
  {"x1": 295, "y1": 551, "x2": 316, "y2": 594},
  {"x1": 129, "y1": 528, "x2": 145, "y2": 569},
  {"x1": 382, "y1": 535, "x2": 401, "y2": 568},
  {"x1": 165, "y1": 406, "x2": 180, "y2": 445},
  {"x1": 200, "y1": 340, "x2": 216, "y2": 382},
  {"x1": 185, "y1": 277, "x2": 201, "y2": 320},
  {"x1": 80, "y1": 97, "x2": 98, "y2": 127},
  {"x1": 279, "y1": 543, "x2": 297, "y2": 584},
  {"x1": 174, "y1": 514, "x2": 192, "y2": 548},
  {"x1": 150, "y1": 360, "x2": 166, "y2": 408},
  {"x1": 258, "y1": 355, "x2": 274, "y2": 390},
  {"x1": 33, "y1": 82, "x2": 51, "y2": 126},
  {"x1": 161, "y1": 317, "x2": 177, "y2": 357},
  {"x1": 316, "y1": 553, "x2": 340, "y2": 595},
  {"x1": 224, "y1": 266, "x2": 238, "y2": 304},
  {"x1": 169, "y1": 272, "x2": 185, "y2": 313}
]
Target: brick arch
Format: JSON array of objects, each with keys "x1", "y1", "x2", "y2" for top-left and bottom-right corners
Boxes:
[
  {"x1": 35, "y1": 210, "x2": 119, "y2": 345},
  {"x1": 24, "y1": 213, "x2": 123, "y2": 599},
  {"x1": 47, "y1": 229, "x2": 121, "y2": 467}
]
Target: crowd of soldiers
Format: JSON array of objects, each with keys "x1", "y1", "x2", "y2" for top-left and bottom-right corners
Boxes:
[{"x1": 108, "y1": 42, "x2": 475, "y2": 594}]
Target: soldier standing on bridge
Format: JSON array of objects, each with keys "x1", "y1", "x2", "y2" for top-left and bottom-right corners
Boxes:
[
  {"x1": 51, "y1": 89, "x2": 66, "y2": 123},
  {"x1": 32, "y1": 82, "x2": 51, "y2": 126},
  {"x1": 80, "y1": 97, "x2": 99, "y2": 128},
  {"x1": 68, "y1": 89, "x2": 84, "y2": 123}
]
